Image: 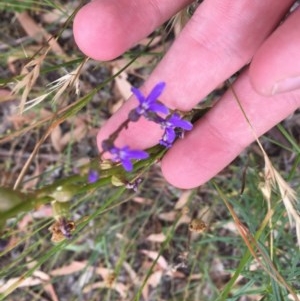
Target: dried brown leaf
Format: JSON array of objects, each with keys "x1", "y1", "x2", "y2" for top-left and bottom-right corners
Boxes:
[
  {"x1": 59, "y1": 121, "x2": 87, "y2": 148},
  {"x1": 146, "y1": 233, "x2": 167, "y2": 243},
  {"x1": 51, "y1": 261, "x2": 87, "y2": 276},
  {"x1": 0, "y1": 270, "x2": 58, "y2": 301},
  {"x1": 95, "y1": 267, "x2": 114, "y2": 280},
  {"x1": 83, "y1": 281, "x2": 128, "y2": 298},
  {"x1": 113, "y1": 66, "x2": 132, "y2": 100},
  {"x1": 140, "y1": 270, "x2": 163, "y2": 301},
  {"x1": 122, "y1": 261, "x2": 139, "y2": 285},
  {"x1": 140, "y1": 250, "x2": 168, "y2": 270},
  {"x1": 146, "y1": 270, "x2": 163, "y2": 289},
  {"x1": 288, "y1": 294, "x2": 300, "y2": 301},
  {"x1": 0, "y1": 89, "x2": 14, "y2": 103},
  {"x1": 0, "y1": 277, "x2": 42, "y2": 293},
  {"x1": 42, "y1": 9, "x2": 68, "y2": 24},
  {"x1": 132, "y1": 197, "x2": 153, "y2": 205},
  {"x1": 175, "y1": 190, "x2": 192, "y2": 209},
  {"x1": 219, "y1": 221, "x2": 239, "y2": 235},
  {"x1": 109, "y1": 98, "x2": 124, "y2": 114},
  {"x1": 33, "y1": 271, "x2": 59, "y2": 301},
  {"x1": 18, "y1": 205, "x2": 52, "y2": 230},
  {"x1": 41, "y1": 3, "x2": 77, "y2": 24},
  {"x1": 50, "y1": 125, "x2": 63, "y2": 152},
  {"x1": 158, "y1": 211, "x2": 177, "y2": 222},
  {"x1": 176, "y1": 215, "x2": 192, "y2": 229},
  {"x1": 16, "y1": 12, "x2": 44, "y2": 43},
  {"x1": 16, "y1": 12, "x2": 64, "y2": 54}
]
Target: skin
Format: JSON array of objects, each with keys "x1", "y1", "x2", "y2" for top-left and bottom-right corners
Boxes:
[{"x1": 73, "y1": 0, "x2": 300, "y2": 189}]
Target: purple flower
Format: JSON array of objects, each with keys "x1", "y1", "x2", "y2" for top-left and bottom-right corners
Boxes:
[
  {"x1": 88, "y1": 170, "x2": 99, "y2": 183},
  {"x1": 159, "y1": 113, "x2": 193, "y2": 148},
  {"x1": 109, "y1": 146, "x2": 149, "y2": 172},
  {"x1": 130, "y1": 82, "x2": 169, "y2": 121}
]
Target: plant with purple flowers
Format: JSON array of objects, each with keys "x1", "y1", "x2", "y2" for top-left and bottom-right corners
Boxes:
[
  {"x1": 129, "y1": 82, "x2": 169, "y2": 121},
  {"x1": 101, "y1": 82, "x2": 193, "y2": 172},
  {"x1": 107, "y1": 145, "x2": 149, "y2": 172},
  {"x1": 87, "y1": 170, "x2": 99, "y2": 183},
  {"x1": 159, "y1": 113, "x2": 193, "y2": 148}
]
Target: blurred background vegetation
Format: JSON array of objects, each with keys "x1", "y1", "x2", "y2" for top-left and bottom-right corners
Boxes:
[{"x1": 0, "y1": 1, "x2": 299, "y2": 300}]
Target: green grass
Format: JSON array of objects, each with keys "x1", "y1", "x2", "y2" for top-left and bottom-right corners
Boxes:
[{"x1": 0, "y1": 1, "x2": 299, "y2": 301}]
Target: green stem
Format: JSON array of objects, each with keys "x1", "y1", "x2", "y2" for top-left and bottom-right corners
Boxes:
[{"x1": 0, "y1": 145, "x2": 167, "y2": 222}]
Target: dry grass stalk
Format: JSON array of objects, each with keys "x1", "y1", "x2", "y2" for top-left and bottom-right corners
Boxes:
[
  {"x1": 264, "y1": 155, "x2": 300, "y2": 248},
  {"x1": 11, "y1": 49, "x2": 49, "y2": 114},
  {"x1": 15, "y1": 11, "x2": 64, "y2": 55},
  {"x1": 47, "y1": 60, "x2": 85, "y2": 103},
  {"x1": 216, "y1": 185, "x2": 299, "y2": 301},
  {"x1": 24, "y1": 58, "x2": 86, "y2": 112},
  {"x1": 230, "y1": 85, "x2": 300, "y2": 248},
  {"x1": 23, "y1": 92, "x2": 51, "y2": 112},
  {"x1": 259, "y1": 175, "x2": 274, "y2": 259},
  {"x1": 19, "y1": 57, "x2": 86, "y2": 113}
]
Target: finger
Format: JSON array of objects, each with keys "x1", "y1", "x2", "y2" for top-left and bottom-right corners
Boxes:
[
  {"x1": 161, "y1": 69, "x2": 300, "y2": 189},
  {"x1": 73, "y1": 0, "x2": 191, "y2": 61},
  {"x1": 147, "y1": 0, "x2": 294, "y2": 111},
  {"x1": 250, "y1": 7, "x2": 300, "y2": 95},
  {"x1": 97, "y1": 0, "x2": 293, "y2": 150}
]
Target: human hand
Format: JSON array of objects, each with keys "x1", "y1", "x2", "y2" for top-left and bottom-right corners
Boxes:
[{"x1": 73, "y1": 0, "x2": 300, "y2": 189}]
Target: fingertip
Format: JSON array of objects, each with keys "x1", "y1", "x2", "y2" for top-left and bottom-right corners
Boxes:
[
  {"x1": 73, "y1": 0, "x2": 130, "y2": 60},
  {"x1": 73, "y1": 0, "x2": 188, "y2": 61},
  {"x1": 250, "y1": 7, "x2": 300, "y2": 96}
]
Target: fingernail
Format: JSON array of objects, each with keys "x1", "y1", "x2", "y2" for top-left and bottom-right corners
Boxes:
[{"x1": 272, "y1": 76, "x2": 300, "y2": 95}]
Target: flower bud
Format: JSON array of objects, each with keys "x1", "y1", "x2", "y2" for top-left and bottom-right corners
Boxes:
[
  {"x1": 111, "y1": 175, "x2": 125, "y2": 187},
  {"x1": 50, "y1": 184, "x2": 75, "y2": 203}
]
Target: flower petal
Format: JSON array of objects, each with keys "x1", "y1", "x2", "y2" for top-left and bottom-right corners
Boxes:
[
  {"x1": 159, "y1": 139, "x2": 171, "y2": 148},
  {"x1": 160, "y1": 128, "x2": 176, "y2": 147},
  {"x1": 149, "y1": 102, "x2": 169, "y2": 115},
  {"x1": 88, "y1": 170, "x2": 99, "y2": 183},
  {"x1": 131, "y1": 87, "x2": 145, "y2": 104},
  {"x1": 108, "y1": 146, "x2": 149, "y2": 171},
  {"x1": 164, "y1": 128, "x2": 176, "y2": 144},
  {"x1": 175, "y1": 119, "x2": 193, "y2": 130},
  {"x1": 168, "y1": 114, "x2": 193, "y2": 130},
  {"x1": 124, "y1": 149, "x2": 149, "y2": 160},
  {"x1": 146, "y1": 82, "x2": 166, "y2": 104},
  {"x1": 121, "y1": 158, "x2": 134, "y2": 172}
]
